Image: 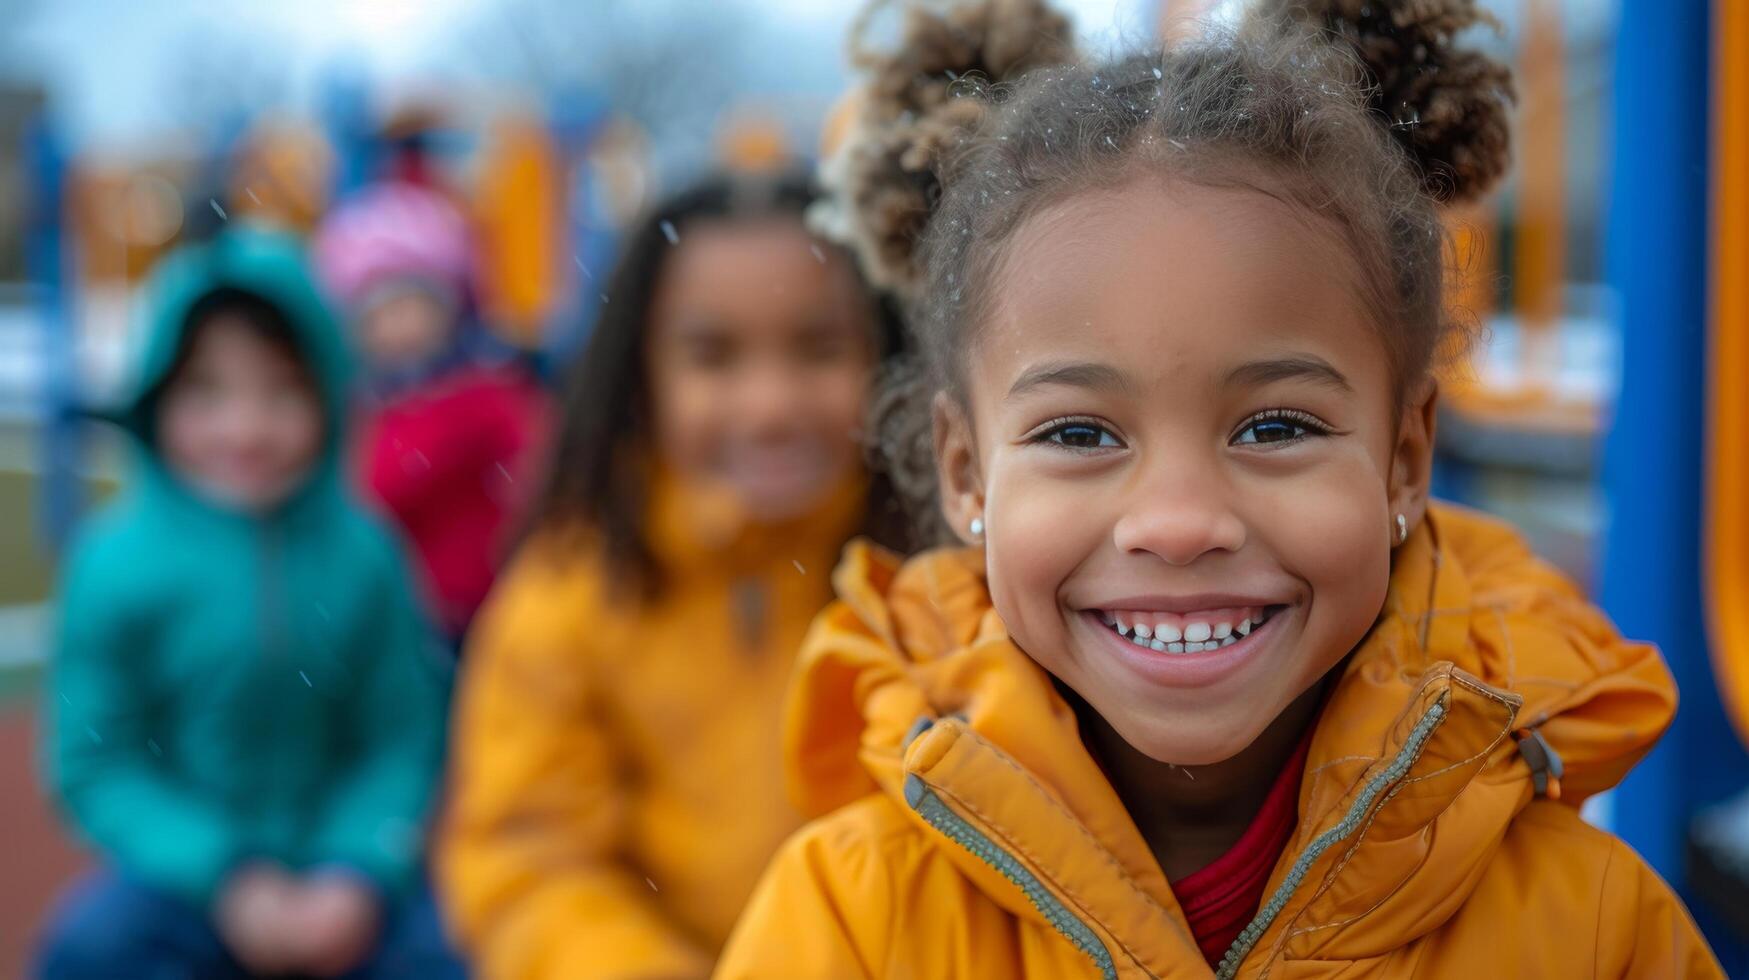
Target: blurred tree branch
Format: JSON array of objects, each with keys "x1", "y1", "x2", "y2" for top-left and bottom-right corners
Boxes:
[
  {"x1": 458, "y1": 0, "x2": 755, "y2": 179},
  {"x1": 165, "y1": 28, "x2": 291, "y2": 133}
]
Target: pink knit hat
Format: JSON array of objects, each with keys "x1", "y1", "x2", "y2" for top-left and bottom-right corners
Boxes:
[{"x1": 312, "y1": 182, "x2": 473, "y2": 311}]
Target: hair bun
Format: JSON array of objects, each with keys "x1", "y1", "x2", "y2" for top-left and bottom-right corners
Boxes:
[
  {"x1": 814, "y1": 0, "x2": 1076, "y2": 297},
  {"x1": 1291, "y1": 0, "x2": 1515, "y2": 203}
]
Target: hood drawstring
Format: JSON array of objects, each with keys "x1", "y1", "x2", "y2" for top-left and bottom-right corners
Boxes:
[{"x1": 1513, "y1": 727, "x2": 1565, "y2": 800}]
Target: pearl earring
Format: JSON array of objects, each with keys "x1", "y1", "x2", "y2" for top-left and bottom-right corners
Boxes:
[
  {"x1": 969, "y1": 517, "x2": 985, "y2": 539},
  {"x1": 1395, "y1": 513, "x2": 1408, "y2": 545}
]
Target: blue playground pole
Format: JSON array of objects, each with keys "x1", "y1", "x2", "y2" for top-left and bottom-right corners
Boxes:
[
  {"x1": 24, "y1": 113, "x2": 80, "y2": 551},
  {"x1": 550, "y1": 87, "x2": 616, "y2": 364},
  {"x1": 319, "y1": 67, "x2": 380, "y2": 200},
  {"x1": 1601, "y1": 0, "x2": 1749, "y2": 966}
]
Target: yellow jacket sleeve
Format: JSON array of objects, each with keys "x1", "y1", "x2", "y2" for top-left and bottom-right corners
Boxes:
[
  {"x1": 713, "y1": 814, "x2": 885, "y2": 980},
  {"x1": 439, "y1": 549, "x2": 711, "y2": 980}
]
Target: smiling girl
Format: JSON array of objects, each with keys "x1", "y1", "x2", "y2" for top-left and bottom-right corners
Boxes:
[
  {"x1": 716, "y1": 1, "x2": 1721, "y2": 976},
  {"x1": 439, "y1": 171, "x2": 907, "y2": 978}
]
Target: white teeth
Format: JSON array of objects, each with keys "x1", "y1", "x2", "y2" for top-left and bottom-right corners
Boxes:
[
  {"x1": 1105, "y1": 611, "x2": 1273, "y2": 655},
  {"x1": 1098, "y1": 609, "x2": 1266, "y2": 654}
]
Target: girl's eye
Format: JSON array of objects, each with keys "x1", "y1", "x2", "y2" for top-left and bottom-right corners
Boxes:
[
  {"x1": 1232, "y1": 411, "x2": 1330, "y2": 447},
  {"x1": 680, "y1": 337, "x2": 735, "y2": 369},
  {"x1": 1038, "y1": 420, "x2": 1121, "y2": 450},
  {"x1": 796, "y1": 329, "x2": 857, "y2": 365}
]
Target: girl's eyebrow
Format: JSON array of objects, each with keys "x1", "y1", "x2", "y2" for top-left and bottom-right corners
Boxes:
[
  {"x1": 1225, "y1": 355, "x2": 1352, "y2": 392},
  {"x1": 1007, "y1": 360, "x2": 1132, "y2": 398}
]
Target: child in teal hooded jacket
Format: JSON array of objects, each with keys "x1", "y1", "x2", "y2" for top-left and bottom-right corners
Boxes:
[{"x1": 35, "y1": 228, "x2": 461, "y2": 979}]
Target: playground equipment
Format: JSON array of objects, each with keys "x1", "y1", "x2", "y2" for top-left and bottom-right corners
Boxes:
[
  {"x1": 1600, "y1": 0, "x2": 1749, "y2": 968},
  {"x1": 23, "y1": 116, "x2": 78, "y2": 547},
  {"x1": 1705, "y1": 0, "x2": 1749, "y2": 761},
  {"x1": 19, "y1": 71, "x2": 803, "y2": 552}
]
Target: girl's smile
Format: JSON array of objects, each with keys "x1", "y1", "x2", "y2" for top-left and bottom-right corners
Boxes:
[{"x1": 1078, "y1": 603, "x2": 1289, "y2": 689}]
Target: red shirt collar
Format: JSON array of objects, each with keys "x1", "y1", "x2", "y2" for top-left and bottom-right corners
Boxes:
[{"x1": 1170, "y1": 724, "x2": 1315, "y2": 967}]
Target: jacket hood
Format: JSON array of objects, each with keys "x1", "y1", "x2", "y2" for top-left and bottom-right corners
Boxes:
[
  {"x1": 784, "y1": 503, "x2": 1677, "y2": 973},
  {"x1": 113, "y1": 227, "x2": 355, "y2": 516},
  {"x1": 118, "y1": 226, "x2": 352, "y2": 455}
]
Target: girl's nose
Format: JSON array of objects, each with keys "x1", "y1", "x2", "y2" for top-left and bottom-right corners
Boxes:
[
  {"x1": 1110, "y1": 466, "x2": 1247, "y2": 566},
  {"x1": 735, "y1": 362, "x2": 809, "y2": 430}
]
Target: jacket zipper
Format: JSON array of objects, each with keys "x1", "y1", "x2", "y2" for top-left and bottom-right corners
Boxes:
[
  {"x1": 905, "y1": 773, "x2": 1118, "y2": 980},
  {"x1": 259, "y1": 519, "x2": 293, "y2": 822},
  {"x1": 901, "y1": 698, "x2": 1447, "y2": 980},
  {"x1": 1213, "y1": 698, "x2": 1449, "y2": 980}
]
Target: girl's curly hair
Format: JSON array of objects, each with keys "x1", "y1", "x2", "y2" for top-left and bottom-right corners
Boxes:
[{"x1": 817, "y1": 0, "x2": 1514, "y2": 542}]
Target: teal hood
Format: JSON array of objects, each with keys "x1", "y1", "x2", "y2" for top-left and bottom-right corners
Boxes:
[{"x1": 117, "y1": 226, "x2": 353, "y2": 483}]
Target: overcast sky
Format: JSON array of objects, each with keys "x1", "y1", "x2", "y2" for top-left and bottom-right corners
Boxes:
[{"x1": 4, "y1": 0, "x2": 1163, "y2": 152}]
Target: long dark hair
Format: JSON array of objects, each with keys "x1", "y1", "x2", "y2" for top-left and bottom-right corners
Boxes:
[{"x1": 530, "y1": 169, "x2": 910, "y2": 595}]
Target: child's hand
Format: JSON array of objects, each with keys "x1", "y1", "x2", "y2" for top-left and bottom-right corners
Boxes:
[
  {"x1": 214, "y1": 863, "x2": 299, "y2": 975},
  {"x1": 284, "y1": 873, "x2": 382, "y2": 977}
]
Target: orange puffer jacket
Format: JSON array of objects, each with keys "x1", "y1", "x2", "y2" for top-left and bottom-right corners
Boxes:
[
  {"x1": 440, "y1": 471, "x2": 867, "y2": 979},
  {"x1": 717, "y1": 504, "x2": 1722, "y2": 978}
]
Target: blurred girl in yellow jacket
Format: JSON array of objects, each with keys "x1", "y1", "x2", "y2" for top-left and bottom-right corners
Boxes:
[
  {"x1": 438, "y1": 171, "x2": 906, "y2": 979},
  {"x1": 716, "y1": 0, "x2": 1722, "y2": 976}
]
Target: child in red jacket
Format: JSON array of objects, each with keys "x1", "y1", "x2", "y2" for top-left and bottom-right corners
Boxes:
[{"x1": 315, "y1": 181, "x2": 547, "y2": 645}]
